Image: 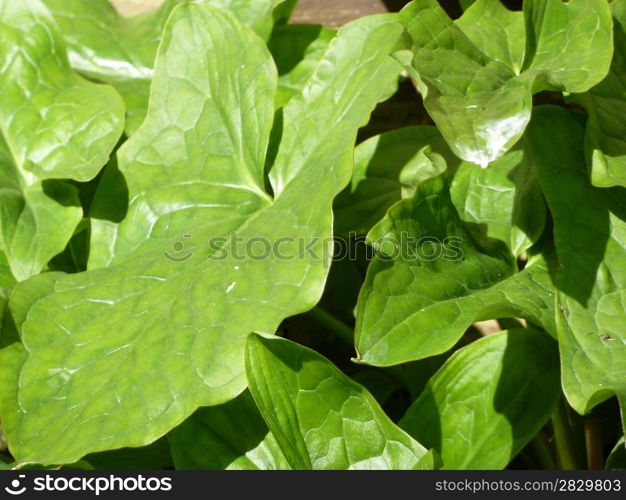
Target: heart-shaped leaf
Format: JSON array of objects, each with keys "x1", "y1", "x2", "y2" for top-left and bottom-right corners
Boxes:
[{"x1": 7, "y1": 6, "x2": 405, "y2": 465}]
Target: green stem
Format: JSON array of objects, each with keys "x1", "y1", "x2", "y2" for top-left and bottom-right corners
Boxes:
[
  {"x1": 531, "y1": 430, "x2": 556, "y2": 470},
  {"x1": 305, "y1": 306, "x2": 354, "y2": 344},
  {"x1": 552, "y1": 398, "x2": 581, "y2": 470}
]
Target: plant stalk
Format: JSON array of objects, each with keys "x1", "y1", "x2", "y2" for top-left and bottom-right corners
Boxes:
[
  {"x1": 584, "y1": 417, "x2": 603, "y2": 470},
  {"x1": 306, "y1": 306, "x2": 354, "y2": 344},
  {"x1": 530, "y1": 431, "x2": 556, "y2": 470},
  {"x1": 552, "y1": 398, "x2": 582, "y2": 470}
]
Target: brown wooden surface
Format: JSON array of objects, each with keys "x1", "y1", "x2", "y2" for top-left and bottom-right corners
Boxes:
[
  {"x1": 110, "y1": 0, "x2": 396, "y2": 23},
  {"x1": 292, "y1": 0, "x2": 388, "y2": 26}
]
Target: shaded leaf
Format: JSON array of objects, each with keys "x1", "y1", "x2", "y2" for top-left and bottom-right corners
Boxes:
[
  {"x1": 268, "y1": 24, "x2": 336, "y2": 108},
  {"x1": 606, "y1": 437, "x2": 626, "y2": 469},
  {"x1": 334, "y1": 126, "x2": 457, "y2": 236},
  {"x1": 84, "y1": 437, "x2": 173, "y2": 470},
  {"x1": 400, "y1": 329, "x2": 560, "y2": 469},
  {"x1": 171, "y1": 391, "x2": 289, "y2": 470},
  {"x1": 570, "y1": 0, "x2": 626, "y2": 188},
  {"x1": 527, "y1": 106, "x2": 626, "y2": 434},
  {"x1": 354, "y1": 174, "x2": 556, "y2": 366},
  {"x1": 450, "y1": 147, "x2": 546, "y2": 257}
]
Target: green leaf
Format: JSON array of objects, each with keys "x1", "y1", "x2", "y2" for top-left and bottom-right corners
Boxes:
[
  {"x1": 268, "y1": 24, "x2": 336, "y2": 108},
  {"x1": 354, "y1": 174, "x2": 556, "y2": 366},
  {"x1": 450, "y1": 147, "x2": 546, "y2": 257},
  {"x1": 245, "y1": 333, "x2": 430, "y2": 470},
  {"x1": 0, "y1": 273, "x2": 61, "y2": 461},
  {"x1": 570, "y1": 0, "x2": 626, "y2": 188},
  {"x1": 334, "y1": 126, "x2": 458, "y2": 236},
  {"x1": 455, "y1": 0, "x2": 525, "y2": 72},
  {"x1": 171, "y1": 391, "x2": 289, "y2": 470},
  {"x1": 527, "y1": 106, "x2": 626, "y2": 434},
  {"x1": 606, "y1": 437, "x2": 626, "y2": 470},
  {"x1": 400, "y1": 329, "x2": 560, "y2": 470},
  {"x1": 84, "y1": 437, "x2": 173, "y2": 470},
  {"x1": 0, "y1": 0, "x2": 124, "y2": 280},
  {"x1": 0, "y1": 250, "x2": 16, "y2": 289},
  {"x1": 399, "y1": 0, "x2": 613, "y2": 166},
  {"x1": 9, "y1": 7, "x2": 404, "y2": 465},
  {"x1": 44, "y1": 0, "x2": 297, "y2": 134}
]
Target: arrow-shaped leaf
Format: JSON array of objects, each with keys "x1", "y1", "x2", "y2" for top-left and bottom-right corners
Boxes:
[{"x1": 8, "y1": 6, "x2": 404, "y2": 465}]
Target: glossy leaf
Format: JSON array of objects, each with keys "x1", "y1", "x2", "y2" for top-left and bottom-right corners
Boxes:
[
  {"x1": 171, "y1": 391, "x2": 289, "y2": 470},
  {"x1": 527, "y1": 106, "x2": 626, "y2": 433},
  {"x1": 450, "y1": 147, "x2": 546, "y2": 257},
  {"x1": 45, "y1": 0, "x2": 297, "y2": 134},
  {"x1": 9, "y1": 8, "x2": 404, "y2": 464},
  {"x1": 0, "y1": 0, "x2": 124, "y2": 280},
  {"x1": 570, "y1": 0, "x2": 626, "y2": 188},
  {"x1": 399, "y1": 0, "x2": 613, "y2": 166},
  {"x1": 354, "y1": 175, "x2": 556, "y2": 366},
  {"x1": 245, "y1": 333, "x2": 430, "y2": 470},
  {"x1": 400, "y1": 329, "x2": 560, "y2": 469}
]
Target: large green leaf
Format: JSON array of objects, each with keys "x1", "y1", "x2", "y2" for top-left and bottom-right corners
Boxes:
[
  {"x1": 44, "y1": 0, "x2": 298, "y2": 134},
  {"x1": 0, "y1": 0, "x2": 124, "y2": 280},
  {"x1": 570, "y1": 0, "x2": 626, "y2": 188},
  {"x1": 527, "y1": 106, "x2": 626, "y2": 433},
  {"x1": 334, "y1": 126, "x2": 457, "y2": 236},
  {"x1": 450, "y1": 147, "x2": 546, "y2": 257},
  {"x1": 400, "y1": 329, "x2": 560, "y2": 469},
  {"x1": 399, "y1": 0, "x2": 613, "y2": 166},
  {"x1": 245, "y1": 333, "x2": 431, "y2": 470},
  {"x1": 171, "y1": 391, "x2": 289, "y2": 470},
  {"x1": 354, "y1": 174, "x2": 556, "y2": 366},
  {"x1": 8, "y1": 7, "x2": 404, "y2": 465}
]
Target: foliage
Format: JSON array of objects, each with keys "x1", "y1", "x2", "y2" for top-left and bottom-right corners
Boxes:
[{"x1": 0, "y1": 0, "x2": 623, "y2": 470}]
